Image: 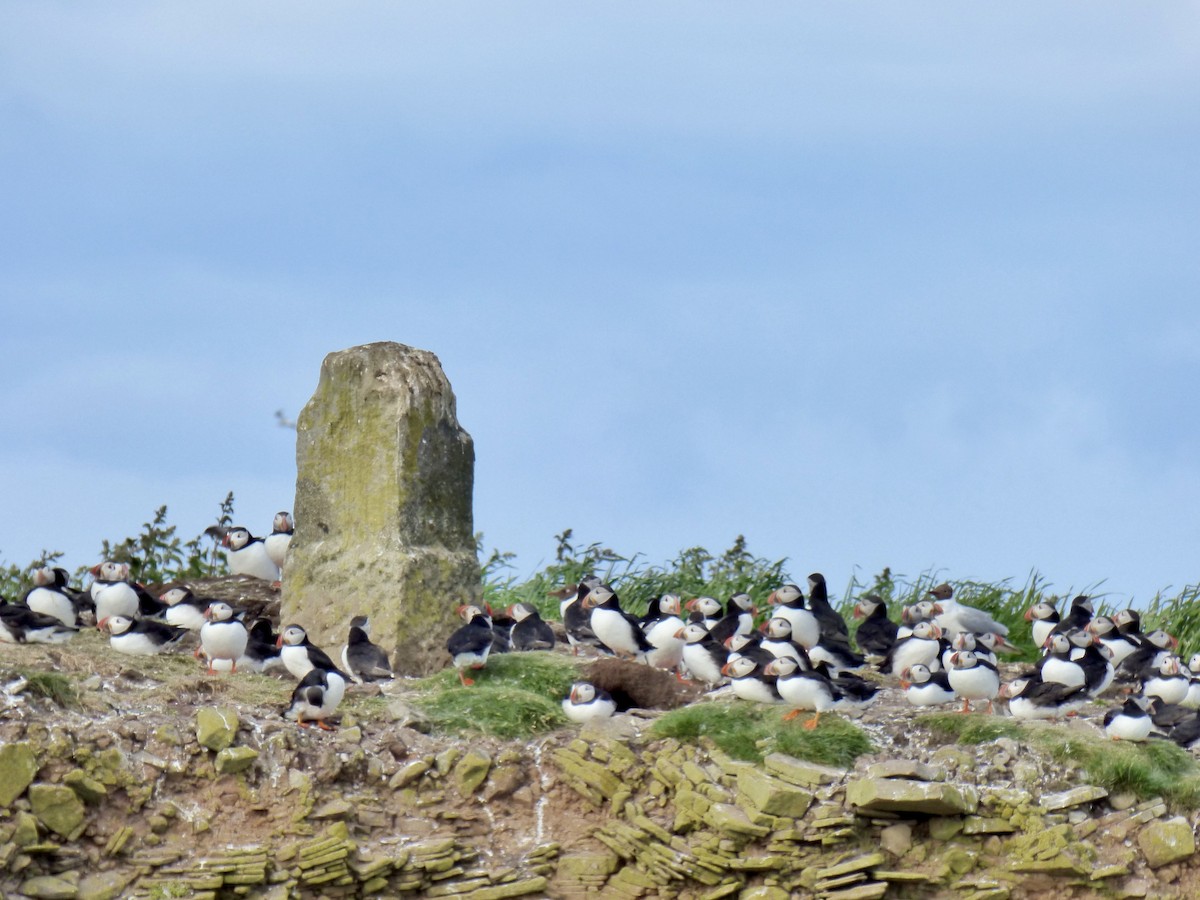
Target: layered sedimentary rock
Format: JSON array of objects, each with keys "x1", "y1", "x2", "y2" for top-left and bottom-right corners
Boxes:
[{"x1": 283, "y1": 342, "x2": 478, "y2": 674}]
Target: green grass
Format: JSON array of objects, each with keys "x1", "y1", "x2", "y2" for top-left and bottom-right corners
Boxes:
[
  {"x1": 651, "y1": 700, "x2": 874, "y2": 766},
  {"x1": 920, "y1": 711, "x2": 1027, "y2": 744},
  {"x1": 410, "y1": 652, "x2": 583, "y2": 738},
  {"x1": 8, "y1": 668, "x2": 79, "y2": 708},
  {"x1": 920, "y1": 711, "x2": 1200, "y2": 808}
]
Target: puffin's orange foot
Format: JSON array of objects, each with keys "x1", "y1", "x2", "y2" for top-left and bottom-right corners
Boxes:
[
  {"x1": 316, "y1": 720, "x2": 336, "y2": 732},
  {"x1": 782, "y1": 709, "x2": 802, "y2": 722},
  {"x1": 803, "y1": 714, "x2": 821, "y2": 731},
  {"x1": 297, "y1": 719, "x2": 311, "y2": 729},
  {"x1": 959, "y1": 699, "x2": 971, "y2": 714},
  {"x1": 458, "y1": 672, "x2": 475, "y2": 686}
]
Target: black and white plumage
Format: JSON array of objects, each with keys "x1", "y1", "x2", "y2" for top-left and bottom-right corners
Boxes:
[
  {"x1": 761, "y1": 616, "x2": 812, "y2": 668},
  {"x1": 685, "y1": 596, "x2": 723, "y2": 632},
  {"x1": 678, "y1": 622, "x2": 729, "y2": 686},
  {"x1": 284, "y1": 666, "x2": 348, "y2": 730},
  {"x1": 89, "y1": 562, "x2": 141, "y2": 624},
  {"x1": 1104, "y1": 696, "x2": 1154, "y2": 742},
  {"x1": 103, "y1": 615, "x2": 188, "y2": 655},
  {"x1": 562, "y1": 682, "x2": 617, "y2": 723},
  {"x1": 722, "y1": 655, "x2": 783, "y2": 704},
  {"x1": 640, "y1": 594, "x2": 685, "y2": 671},
  {"x1": 341, "y1": 616, "x2": 394, "y2": 683},
  {"x1": 946, "y1": 650, "x2": 1000, "y2": 713},
  {"x1": 806, "y1": 573, "x2": 850, "y2": 642},
  {"x1": 1142, "y1": 655, "x2": 1189, "y2": 707},
  {"x1": 222, "y1": 527, "x2": 281, "y2": 582},
  {"x1": 560, "y1": 580, "x2": 606, "y2": 655},
  {"x1": 884, "y1": 621, "x2": 944, "y2": 676},
  {"x1": 899, "y1": 664, "x2": 957, "y2": 707},
  {"x1": 278, "y1": 623, "x2": 338, "y2": 680},
  {"x1": 23, "y1": 567, "x2": 80, "y2": 627},
  {"x1": 1001, "y1": 675, "x2": 1088, "y2": 720},
  {"x1": 1085, "y1": 615, "x2": 1140, "y2": 669},
  {"x1": 852, "y1": 594, "x2": 898, "y2": 660},
  {"x1": 159, "y1": 587, "x2": 212, "y2": 631},
  {"x1": 0, "y1": 603, "x2": 77, "y2": 644},
  {"x1": 766, "y1": 656, "x2": 877, "y2": 729},
  {"x1": 583, "y1": 584, "x2": 652, "y2": 661},
  {"x1": 264, "y1": 511, "x2": 293, "y2": 572},
  {"x1": 447, "y1": 604, "x2": 494, "y2": 686},
  {"x1": 1037, "y1": 633, "x2": 1088, "y2": 689},
  {"x1": 507, "y1": 602, "x2": 556, "y2": 652},
  {"x1": 767, "y1": 584, "x2": 819, "y2": 649},
  {"x1": 1050, "y1": 595, "x2": 1095, "y2": 640},
  {"x1": 1024, "y1": 601, "x2": 1060, "y2": 651},
  {"x1": 241, "y1": 618, "x2": 284, "y2": 673},
  {"x1": 1118, "y1": 629, "x2": 1178, "y2": 684},
  {"x1": 706, "y1": 593, "x2": 756, "y2": 647},
  {"x1": 200, "y1": 602, "x2": 250, "y2": 673}
]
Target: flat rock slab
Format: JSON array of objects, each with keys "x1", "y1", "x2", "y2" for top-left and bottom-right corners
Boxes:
[
  {"x1": 846, "y1": 778, "x2": 978, "y2": 816},
  {"x1": 1138, "y1": 816, "x2": 1196, "y2": 868}
]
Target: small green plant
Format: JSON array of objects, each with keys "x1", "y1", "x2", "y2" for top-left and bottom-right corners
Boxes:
[
  {"x1": 410, "y1": 653, "x2": 581, "y2": 738},
  {"x1": 90, "y1": 493, "x2": 234, "y2": 586},
  {"x1": 651, "y1": 700, "x2": 874, "y2": 765},
  {"x1": 6, "y1": 668, "x2": 79, "y2": 709},
  {"x1": 921, "y1": 711, "x2": 1027, "y2": 744}
]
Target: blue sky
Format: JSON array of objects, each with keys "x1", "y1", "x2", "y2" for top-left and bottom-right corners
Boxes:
[{"x1": 2, "y1": 3, "x2": 1198, "y2": 606}]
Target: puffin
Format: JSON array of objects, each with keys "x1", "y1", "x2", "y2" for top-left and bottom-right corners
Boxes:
[
  {"x1": 1024, "y1": 601, "x2": 1060, "y2": 650},
  {"x1": 1104, "y1": 696, "x2": 1154, "y2": 742},
  {"x1": 1183, "y1": 653, "x2": 1200, "y2": 709},
  {"x1": 766, "y1": 657, "x2": 877, "y2": 729},
  {"x1": 1001, "y1": 675, "x2": 1088, "y2": 720},
  {"x1": 677, "y1": 622, "x2": 729, "y2": 686},
  {"x1": 241, "y1": 618, "x2": 284, "y2": 673},
  {"x1": 1036, "y1": 633, "x2": 1087, "y2": 689},
  {"x1": 200, "y1": 602, "x2": 249, "y2": 674},
  {"x1": 284, "y1": 665, "x2": 348, "y2": 731},
  {"x1": 1141, "y1": 655, "x2": 1189, "y2": 707},
  {"x1": 852, "y1": 594, "x2": 899, "y2": 661},
  {"x1": 507, "y1": 602, "x2": 556, "y2": 652},
  {"x1": 884, "y1": 621, "x2": 944, "y2": 676},
  {"x1": 640, "y1": 594, "x2": 685, "y2": 672},
  {"x1": 806, "y1": 573, "x2": 850, "y2": 642},
  {"x1": 707, "y1": 593, "x2": 757, "y2": 646},
  {"x1": 278, "y1": 623, "x2": 339, "y2": 680},
  {"x1": 1064, "y1": 629, "x2": 1115, "y2": 696},
  {"x1": 22, "y1": 566, "x2": 80, "y2": 627},
  {"x1": 222, "y1": 527, "x2": 281, "y2": 582},
  {"x1": 946, "y1": 650, "x2": 1000, "y2": 714},
  {"x1": 766, "y1": 584, "x2": 820, "y2": 649},
  {"x1": 559, "y1": 579, "x2": 606, "y2": 655},
  {"x1": 583, "y1": 583, "x2": 652, "y2": 661},
  {"x1": 159, "y1": 586, "x2": 212, "y2": 631},
  {"x1": 685, "y1": 596, "x2": 724, "y2": 632},
  {"x1": 1085, "y1": 615, "x2": 1140, "y2": 668},
  {"x1": 760, "y1": 616, "x2": 813, "y2": 667},
  {"x1": 446, "y1": 604, "x2": 494, "y2": 686},
  {"x1": 1118, "y1": 629, "x2": 1179, "y2": 684},
  {"x1": 725, "y1": 631, "x2": 774, "y2": 668},
  {"x1": 562, "y1": 682, "x2": 617, "y2": 724},
  {"x1": 89, "y1": 562, "x2": 141, "y2": 624},
  {"x1": 264, "y1": 511, "x2": 293, "y2": 572},
  {"x1": 0, "y1": 603, "x2": 77, "y2": 644},
  {"x1": 340, "y1": 616, "x2": 394, "y2": 683},
  {"x1": 722, "y1": 655, "x2": 783, "y2": 704},
  {"x1": 1050, "y1": 595, "x2": 1095, "y2": 639},
  {"x1": 899, "y1": 664, "x2": 957, "y2": 707},
  {"x1": 102, "y1": 615, "x2": 188, "y2": 655}
]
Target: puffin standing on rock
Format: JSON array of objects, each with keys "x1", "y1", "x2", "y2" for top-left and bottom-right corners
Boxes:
[
  {"x1": 199, "y1": 602, "x2": 249, "y2": 674},
  {"x1": 285, "y1": 666, "x2": 348, "y2": 731},
  {"x1": 447, "y1": 604, "x2": 495, "y2": 686},
  {"x1": 264, "y1": 512, "x2": 293, "y2": 573},
  {"x1": 278, "y1": 623, "x2": 339, "y2": 680},
  {"x1": 102, "y1": 615, "x2": 188, "y2": 655},
  {"x1": 23, "y1": 567, "x2": 81, "y2": 627},
  {"x1": 583, "y1": 583, "x2": 652, "y2": 661},
  {"x1": 341, "y1": 616, "x2": 394, "y2": 683}
]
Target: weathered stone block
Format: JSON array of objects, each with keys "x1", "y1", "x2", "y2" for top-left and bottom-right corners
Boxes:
[
  {"x1": 736, "y1": 769, "x2": 814, "y2": 818},
  {"x1": 215, "y1": 747, "x2": 260, "y2": 775},
  {"x1": 0, "y1": 742, "x2": 39, "y2": 806},
  {"x1": 18, "y1": 875, "x2": 78, "y2": 899},
  {"x1": 28, "y1": 784, "x2": 86, "y2": 839},
  {"x1": 1137, "y1": 816, "x2": 1196, "y2": 868},
  {"x1": 63, "y1": 770, "x2": 108, "y2": 804},
  {"x1": 196, "y1": 707, "x2": 239, "y2": 751},
  {"x1": 845, "y1": 778, "x2": 978, "y2": 816},
  {"x1": 454, "y1": 750, "x2": 492, "y2": 796},
  {"x1": 284, "y1": 342, "x2": 478, "y2": 675},
  {"x1": 763, "y1": 753, "x2": 844, "y2": 787}
]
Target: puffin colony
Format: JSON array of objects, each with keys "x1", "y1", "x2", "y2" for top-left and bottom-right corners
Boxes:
[{"x1": 4, "y1": 518, "x2": 1199, "y2": 747}]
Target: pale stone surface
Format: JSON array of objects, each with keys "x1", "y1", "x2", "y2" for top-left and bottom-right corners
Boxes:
[
  {"x1": 28, "y1": 784, "x2": 86, "y2": 839},
  {"x1": 196, "y1": 707, "x2": 239, "y2": 751},
  {"x1": 736, "y1": 768, "x2": 814, "y2": 818},
  {"x1": 845, "y1": 778, "x2": 978, "y2": 816},
  {"x1": 0, "y1": 742, "x2": 39, "y2": 806},
  {"x1": 284, "y1": 342, "x2": 478, "y2": 675},
  {"x1": 1137, "y1": 816, "x2": 1196, "y2": 868}
]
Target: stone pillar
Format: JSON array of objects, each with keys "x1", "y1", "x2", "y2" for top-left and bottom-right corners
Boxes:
[{"x1": 282, "y1": 342, "x2": 479, "y2": 675}]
